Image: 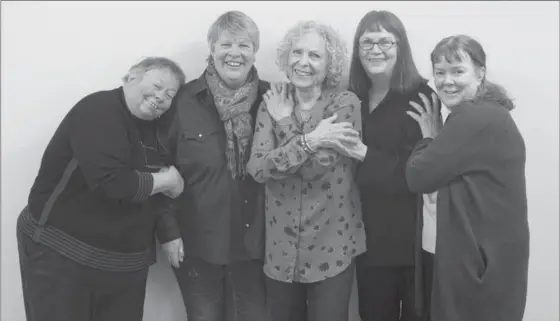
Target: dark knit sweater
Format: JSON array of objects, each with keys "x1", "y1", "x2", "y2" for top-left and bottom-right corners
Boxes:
[{"x1": 17, "y1": 87, "x2": 180, "y2": 272}]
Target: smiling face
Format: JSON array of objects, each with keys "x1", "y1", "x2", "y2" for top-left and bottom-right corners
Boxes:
[
  {"x1": 358, "y1": 26, "x2": 398, "y2": 78},
  {"x1": 210, "y1": 30, "x2": 256, "y2": 89},
  {"x1": 126, "y1": 68, "x2": 180, "y2": 120},
  {"x1": 285, "y1": 31, "x2": 328, "y2": 90},
  {"x1": 433, "y1": 50, "x2": 485, "y2": 109}
]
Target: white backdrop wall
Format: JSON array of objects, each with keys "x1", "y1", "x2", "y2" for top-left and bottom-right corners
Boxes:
[{"x1": 2, "y1": 1, "x2": 558, "y2": 321}]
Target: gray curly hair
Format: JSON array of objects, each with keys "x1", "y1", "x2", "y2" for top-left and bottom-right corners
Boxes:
[{"x1": 276, "y1": 20, "x2": 348, "y2": 88}]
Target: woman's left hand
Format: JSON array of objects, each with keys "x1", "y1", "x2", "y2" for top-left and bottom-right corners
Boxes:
[
  {"x1": 334, "y1": 136, "x2": 368, "y2": 162},
  {"x1": 161, "y1": 238, "x2": 184, "y2": 268},
  {"x1": 406, "y1": 92, "x2": 443, "y2": 139}
]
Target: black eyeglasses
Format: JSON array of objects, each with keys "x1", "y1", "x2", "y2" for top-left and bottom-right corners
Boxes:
[{"x1": 359, "y1": 39, "x2": 398, "y2": 51}]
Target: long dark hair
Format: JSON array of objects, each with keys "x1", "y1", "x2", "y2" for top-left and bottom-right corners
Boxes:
[{"x1": 348, "y1": 10, "x2": 426, "y2": 101}]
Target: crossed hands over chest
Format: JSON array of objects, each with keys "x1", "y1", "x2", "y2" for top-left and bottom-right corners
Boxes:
[{"x1": 263, "y1": 82, "x2": 365, "y2": 161}]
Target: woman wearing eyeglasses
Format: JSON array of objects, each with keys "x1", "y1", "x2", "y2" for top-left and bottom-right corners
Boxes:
[{"x1": 336, "y1": 10, "x2": 440, "y2": 321}]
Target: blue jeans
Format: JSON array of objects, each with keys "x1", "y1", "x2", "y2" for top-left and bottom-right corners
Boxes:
[{"x1": 173, "y1": 257, "x2": 268, "y2": 321}]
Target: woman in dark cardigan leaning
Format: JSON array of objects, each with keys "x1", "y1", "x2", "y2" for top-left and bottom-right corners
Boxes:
[
  {"x1": 16, "y1": 57, "x2": 186, "y2": 321},
  {"x1": 405, "y1": 35, "x2": 530, "y2": 321}
]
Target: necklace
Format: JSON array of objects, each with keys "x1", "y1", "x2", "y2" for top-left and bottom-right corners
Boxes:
[
  {"x1": 296, "y1": 98, "x2": 319, "y2": 124},
  {"x1": 298, "y1": 108, "x2": 312, "y2": 123}
]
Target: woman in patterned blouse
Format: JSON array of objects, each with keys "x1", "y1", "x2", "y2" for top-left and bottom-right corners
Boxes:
[{"x1": 247, "y1": 20, "x2": 366, "y2": 321}]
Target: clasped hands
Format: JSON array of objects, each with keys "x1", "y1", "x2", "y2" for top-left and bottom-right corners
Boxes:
[
  {"x1": 152, "y1": 166, "x2": 185, "y2": 268},
  {"x1": 157, "y1": 165, "x2": 184, "y2": 199},
  {"x1": 263, "y1": 82, "x2": 364, "y2": 161}
]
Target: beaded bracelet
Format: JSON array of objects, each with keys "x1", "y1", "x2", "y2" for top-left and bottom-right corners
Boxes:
[
  {"x1": 299, "y1": 135, "x2": 311, "y2": 155},
  {"x1": 300, "y1": 134, "x2": 317, "y2": 155}
]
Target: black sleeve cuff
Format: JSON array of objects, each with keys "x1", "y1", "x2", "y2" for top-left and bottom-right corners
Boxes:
[{"x1": 155, "y1": 200, "x2": 181, "y2": 243}]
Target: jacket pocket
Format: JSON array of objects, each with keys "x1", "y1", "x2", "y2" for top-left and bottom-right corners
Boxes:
[
  {"x1": 176, "y1": 129, "x2": 222, "y2": 166},
  {"x1": 476, "y1": 245, "x2": 489, "y2": 281}
]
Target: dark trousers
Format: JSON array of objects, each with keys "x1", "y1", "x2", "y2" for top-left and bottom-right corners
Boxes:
[
  {"x1": 17, "y1": 230, "x2": 148, "y2": 321},
  {"x1": 356, "y1": 264, "x2": 422, "y2": 321},
  {"x1": 422, "y1": 250, "x2": 434, "y2": 321},
  {"x1": 266, "y1": 262, "x2": 355, "y2": 321},
  {"x1": 172, "y1": 257, "x2": 268, "y2": 321}
]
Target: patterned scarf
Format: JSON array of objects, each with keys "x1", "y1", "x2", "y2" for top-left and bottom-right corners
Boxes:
[{"x1": 205, "y1": 59, "x2": 259, "y2": 179}]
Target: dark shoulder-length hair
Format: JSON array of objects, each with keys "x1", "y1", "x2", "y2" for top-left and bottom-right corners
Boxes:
[
  {"x1": 348, "y1": 10, "x2": 426, "y2": 100},
  {"x1": 430, "y1": 34, "x2": 515, "y2": 110}
]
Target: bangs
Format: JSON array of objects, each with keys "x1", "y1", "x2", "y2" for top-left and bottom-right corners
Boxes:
[
  {"x1": 218, "y1": 25, "x2": 250, "y2": 39},
  {"x1": 431, "y1": 41, "x2": 470, "y2": 65},
  {"x1": 364, "y1": 20, "x2": 396, "y2": 36},
  {"x1": 293, "y1": 22, "x2": 320, "y2": 42},
  {"x1": 365, "y1": 21, "x2": 384, "y2": 33},
  {"x1": 218, "y1": 13, "x2": 249, "y2": 35}
]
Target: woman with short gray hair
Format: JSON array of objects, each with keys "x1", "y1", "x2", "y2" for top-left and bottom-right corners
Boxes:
[
  {"x1": 167, "y1": 10, "x2": 270, "y2": 321},
  {"x1": 16, "y1": 56, "x2": 186, "y2": 321}
]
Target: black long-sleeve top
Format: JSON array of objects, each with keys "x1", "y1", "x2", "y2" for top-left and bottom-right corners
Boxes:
[
  {"x1": 18, "y1": 87, "x2": 180, "y2": 272},
  {"x1": 354, "y1": 82, "x2": 437, "y2": 267}
]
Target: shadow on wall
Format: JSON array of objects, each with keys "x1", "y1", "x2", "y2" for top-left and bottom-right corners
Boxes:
[{"x1": 144, "y1": 247, "x2": 187, "y2": 320}]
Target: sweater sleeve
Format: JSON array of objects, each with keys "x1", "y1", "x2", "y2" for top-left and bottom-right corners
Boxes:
[
  {"x1": 355, "y1": 86, "x2": 435, "y2": 194},
  {"x1": 155, "y1": 196, "x2": 182, "y2": 244},
  {"x1": 405, "y1": 105, "x2": 490, "y2": 193},
  {"x1": 299, "y1": 91, "x2": 362, "y2": 180},
  {"x1": 69, "y1": 94, "x2": 153, "y2": 202},
  {"x1": 247, "y1": 101, "x2": 310, "y2": 183}
]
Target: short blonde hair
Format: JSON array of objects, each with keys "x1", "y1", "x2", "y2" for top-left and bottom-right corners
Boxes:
[
  {"x1": 207, "y1": 11, "x2": 260, "y2": 52},
  {"x1": 276, "y1": 21, "x2": 348, "y2": 88}
]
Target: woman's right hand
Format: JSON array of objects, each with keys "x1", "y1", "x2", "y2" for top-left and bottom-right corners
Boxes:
[
  {"x1": 406, "y1": 92, "x2": 442, "y2": 139},
  {"x1": 306, "y1": 114, "x2": 360, "y2": 151},
  {"x1": 161, "y1": 166, "x2": 184, "y2": 198},
  {"x1": 263, "y1": 82, "x2": 294, "y2": 122}
]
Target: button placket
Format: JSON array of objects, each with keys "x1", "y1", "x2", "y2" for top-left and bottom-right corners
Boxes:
[{"x1": 243, "y1": 199, "x2": 250, "y2": 227}]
